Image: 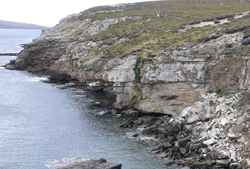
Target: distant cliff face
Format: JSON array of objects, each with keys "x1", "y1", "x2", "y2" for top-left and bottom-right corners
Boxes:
[{"x1": 11, "y1": 0, "x2": 250, "y2": 116}]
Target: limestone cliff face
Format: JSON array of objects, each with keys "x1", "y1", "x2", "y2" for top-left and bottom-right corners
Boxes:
[{"x1": 10, "y1": 1, "x2": 250, "y2": 116}]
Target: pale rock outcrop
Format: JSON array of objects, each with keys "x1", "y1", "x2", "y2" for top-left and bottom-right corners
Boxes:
[{"x1": 7, "y1": 5, "x2": 250, "y2": 117}]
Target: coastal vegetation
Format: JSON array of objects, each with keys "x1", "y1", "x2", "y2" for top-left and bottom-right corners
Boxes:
[
  {"x1": 70, "y1": 0, "x2": 250, "y2": 61},
  {"x1": 10, "y1": 0, "x2": 250, "y2": 168}
]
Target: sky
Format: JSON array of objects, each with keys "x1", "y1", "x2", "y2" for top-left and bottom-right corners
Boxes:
[{"x1": 0, "y1": 0, "x2": 156, "y2": 27}]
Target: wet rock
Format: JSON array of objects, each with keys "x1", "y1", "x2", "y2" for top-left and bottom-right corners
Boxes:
[
  {"x1": 126, "y1": 132, "x2": 138, "y2": 138},
  {"x1": 51, "y1": 158, "x2": 122, "y2": 169},
  {"x1": 48, "y1": 73, "x2": 74, "y2": 83},
  {"x1": 190, "y1": 162, "x2": 208, "y2": 169},
  {"x1": 119, "y1": 118, "x2": 134, "y2": 128},
  {"x1": 141, "y1": 116, "x2": 156, "y2": 125},
  {"x1": 141, "y1": 125, "x2": 158, "y2": 135},
  {"x1": 121, "y1": 109, "x2": 140, "y2": 117},
  {"x1": 4, "y1": 63, "x2": 16, "y2": 70}
]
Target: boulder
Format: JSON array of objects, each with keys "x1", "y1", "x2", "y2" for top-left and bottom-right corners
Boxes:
[
  {"x1": 49, "y1": 158, "x2": 122, "y2": 169},
  {"x1": 237, "y1": 113, "x2": 249, "y2": 123},
  {"x1": 216, "y1": 160, "x2": 229, "y2": 167},
  {"x1": 162, "y1": 142, "x2": 172, "y2": 149},
  {"x1": 119, "y1": 118, "x2": 134, "y2": 128},
  {"x1": 178, "y1": 137, "x2": 191, "y2": 147},
  {"x1": 126, "y1": 132, "x2": 138, "y2": 138},
  {"x1": 202, "y1": 139, "x2": 217, "y2": 147},
  {"x1": 141, "y1": 125, "x2": 158, "y2": 135}
]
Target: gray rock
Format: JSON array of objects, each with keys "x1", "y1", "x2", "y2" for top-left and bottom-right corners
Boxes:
[
  {"x1": 216, "y1": 160, "x2": 229, "y2": 167},
  {"x1": 198, "y1": 45, "x2": 216, "y2": 55},
  {"x1": 119, "y1": 118, "x2": 134, "y2": 128},
  {"x1": 136, "y1": 118, "x2": 143, "y2": 125},
  {"x1": 162, "y1": 142, "x2": 172, "y2": 149},
  {"x1": 51, "y1": 158, "x2": 122, "y2": 169},
  {"x1": 231, "y1": 125, "x2": 246, "y2": 133},
  {"x1": 178, "y1": 137, "x2": 191, "y2": 147},
  {"x1": 190, "y1": 143, "x2": 202, "y2": 150},
  {"x1": 172, "y1": 146, "x2": 180, "y2": 152},
  {"x1": 141, "y1": 125, "x2": 158, "y2": 135},
  {"x1": 180, "y1": 148, "x2": 187, "y2": 155},
  {"x1": 163, "y1": 158, "x2": 175, "y2": 166},
  {"x1": 126, "y1": 132, "x2": 138, "y2": 138},
  {"x1": 202, "y1": 138, "x2": 217, "y2": 147},
  {"x1": 237, "y1": 113, "x2": 249, "y2": 123}
]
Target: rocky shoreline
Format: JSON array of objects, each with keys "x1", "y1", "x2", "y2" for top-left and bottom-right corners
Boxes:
[
  {"x1": 5, "y1": 1, "x2": 250, "y2": 168},
  {"x1": 117, "y1": 92, "x2": 250, "y2": 168}
]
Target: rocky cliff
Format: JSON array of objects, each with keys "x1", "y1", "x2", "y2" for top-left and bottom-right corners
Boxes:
[{"x1": 6, "y1": 0, "x2": 250, "y2": 116}]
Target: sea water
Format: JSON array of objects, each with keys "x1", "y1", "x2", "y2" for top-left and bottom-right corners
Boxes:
[{"x1": 0, "y1": 29, "x2": 167, "y2": 169}]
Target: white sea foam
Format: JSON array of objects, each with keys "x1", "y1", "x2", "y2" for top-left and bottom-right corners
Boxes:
[
  {"x1": 45, "y1": 158, "x2": 91, "y2": 169},
  {"x1": 97, "y1": 110, "x2": 108, "y2": 115},
  {"x1": 26, "y1": 76, "x2": 48, "y2": 82}
]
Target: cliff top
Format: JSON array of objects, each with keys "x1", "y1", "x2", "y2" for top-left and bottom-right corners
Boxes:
[{"x1": 40, "y1": 0, "x2": 250, "y2": 61}]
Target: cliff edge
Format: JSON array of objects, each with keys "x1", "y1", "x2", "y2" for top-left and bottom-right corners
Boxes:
[{"x1": 7, "y1": 0, "x2": 250, "y2": 116}]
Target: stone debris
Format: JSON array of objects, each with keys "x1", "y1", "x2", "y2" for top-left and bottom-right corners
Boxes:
[{"x1": 120, "y1": 92, "x2": 250, "y2": 168}]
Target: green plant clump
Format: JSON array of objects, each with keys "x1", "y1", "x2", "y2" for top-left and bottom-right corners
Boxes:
[{"x1": 69, "y1": 0, "x2": 250, "y2": 60}]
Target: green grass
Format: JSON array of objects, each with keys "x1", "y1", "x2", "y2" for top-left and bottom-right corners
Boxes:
[{"x1": 65, "y1": 0, "x2": 250, "y2": 67}]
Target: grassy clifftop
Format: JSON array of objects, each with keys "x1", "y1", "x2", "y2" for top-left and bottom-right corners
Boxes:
[{"x1": 62, "y1": 0, "x2": 250, "y2": 60}]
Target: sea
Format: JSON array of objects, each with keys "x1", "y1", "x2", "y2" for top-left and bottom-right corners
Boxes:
[{"x1": 0, "y1": 29, "x2": 167, "y2": 169}]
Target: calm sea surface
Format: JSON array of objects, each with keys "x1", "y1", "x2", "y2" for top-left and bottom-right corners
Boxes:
[{"x1": 0, "y1": 29, "x2": 166, "y2": 169}]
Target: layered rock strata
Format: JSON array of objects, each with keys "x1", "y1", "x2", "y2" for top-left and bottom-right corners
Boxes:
[{"x1": 5, "y1": 2, "x2": 250, "y2": 116}]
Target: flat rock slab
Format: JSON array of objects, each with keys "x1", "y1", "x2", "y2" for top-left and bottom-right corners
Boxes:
[{"x1": 49, "y1": 158, "x2": 122, "y2": 169}]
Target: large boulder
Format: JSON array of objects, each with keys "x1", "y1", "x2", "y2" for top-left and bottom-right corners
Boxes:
[{"x1": 46, "y1": 158, "x2": 122, "y2": 169}]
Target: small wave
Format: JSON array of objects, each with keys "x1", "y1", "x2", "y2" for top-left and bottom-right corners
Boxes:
[
  {"x1": 54, "y1": 82, "x2": 75, "y2": 89},
  {"x1": 45, "y1": 158, "x2": 91, "y2": 169},
  {"x1": 26, "y1": 76, "x2": 48, "y2": 82},
  {"x1": 97, "y1": 110, "x2": 110, "y2": 115}
]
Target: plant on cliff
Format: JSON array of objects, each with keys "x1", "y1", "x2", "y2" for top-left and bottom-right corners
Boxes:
[
  {"x1": 130, "y1": 84, "x2": 142, "y2": 103},
  {"x1": 73, "y1": 0, "x2": 250, "y2": 61},
  {"x1": 133, "y1": 56, "x2": 144, "y2": 83}
]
